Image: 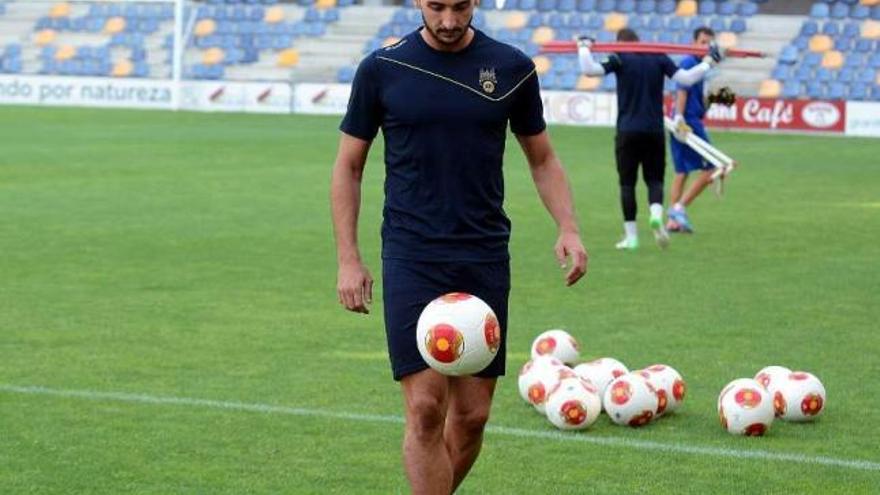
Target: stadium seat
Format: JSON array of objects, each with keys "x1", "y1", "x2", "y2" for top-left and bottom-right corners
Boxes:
[
  {"x1": 758, "y1": 79, "x2": 781, "y2": 98},
  {"x1": 505, "y1": 12, "x2": 528, "y2": 29},
  {"x1": 676, "y1": 0, "x2": 697, "y2": 16},
  {"x1": 277, "y1": 47, "x2": 299, "y2": 66},
  {"x1": 658, "y1": 0, "x2": 676, "y2": 15},
  {"x1": 828, "y1": 81, "x2": 846, "y2": 99},
  {"x1": 863, "y1": 20, "x2": 880, "y2": 38},
  {"x1": 636, "y1": 0, "x2": 655, "y2": 14},
  {"x1": 822, "y1": 21, "x2": 839, "y2": 35},
  {"x1": 104, "y1": 17, "x2": 126, "y2": 34},
  {"x1": 537, "y1": 0, "x2": 557, "y2": 12},
  {"x1": 699, "y1": 1, "x2": 716, "y2": 16},
  {"x1": 532, "y1": 26, "x2": 555, "y2": 43},
  {"x1": 719, "y1": 2, "x2": 737, "y2": 16},
  {"x1": 558, "y1": 0, "x2": 577, "y2": 12},
  {"x1": 811, "y1": 0, "x2": 830, "y2": 17},
  {"x1": 738, "y1": 2, "x2": 759, "y2": 17},
  {"x1": 111, "y1": 60, "x2": 133, "y2": 77},
  {"x1": 809, "y1": 34, "x2": 833, "y2": 51},
  {"x1": 806, "y1": 81, "x2": 825, "y2": 98},
  {"x1": 730, "y1": 18, "x2": 747, "y2": 33},
  {"x1": 605, "y1": 13, "x2": 627, "y2": 31},
  {"x1": 618, "y1": 0, "x2": 636, "y2": 13},
  {"x1": 49, "y1": 2, "x2": 72, "y2": 19},
  {"x1": 597, "y1": 0, "x2": 615, "y2": 12},
  {"x1": 577, "y1": 0, "x2": 597, "y2": 12},
  {"x1": 265, "y1": 6, "x2": 284, "y2": 23},
  {"x1": 831, "y1": 3, "x2": 850, "y2": 18}
]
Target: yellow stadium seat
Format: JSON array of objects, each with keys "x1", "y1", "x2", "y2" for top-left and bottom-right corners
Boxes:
[
  {"x1": 505, "y1": 12, "x2": 527, "y2": 30},
  {"x1": 717, "y1": 32, "x2": 737, "y2": 49},
  {"x1": 576, "y1": 75, "x2": 601, "y2": 91},
  {"x1": 676, "y1": 0, "x2": 697, "y2": 16},
  {"x1": 112, "y1": 60, "x2": 133, "y2": 77},
  {"x1": 34, "y1": 29, "x2": 57, "y2": 46},
  {"x1": 861, "y1": 0, "x2": 879, "y2": 6},
  {"x1": 202, "y1": 48, "x2": 225, "y2": 65},
  {"x1": 194, "y1": 19, "x2": 216, "y2": 37},
  {"x1": 758, "y1": 79, "x2": 781, "y2": 98},
  {"x1": 863, "y1": 20, "x2": 880, "y2": 39},
  {"x1": 532, "y1": 27, "x2": 555, "y2": 44},
  {"x1": 876, "y1": 71, "x2": 880, "y2": 85},
  {"x1": 382, "y1": 36, "x2": 400, "y2": 47},
  {"x1": 316, "y1": 0, "x2": 337, "y2": 9},
  {"x1": 49, "y1": 2, "x2": 71, "y2": 18},
  {"x1": 104, "y1": 17, "x2": 126, "y2": 34},
  {"x1": 277, "y1": 48, "x2": 300, "y2": 67},
  {"x1": 54, "y1": 45, "x2": 76, "y2": 61},
  {"x1": 822, "y1": 50, "x2": 844, "y2": 69},
  {"x1": 264, "y1": 6, "x2": 285, "y2": 23},
  {"x1": 604, "y1": 13, "x2": 628, "y2": 32},
  {"x1": 532, "y1": 55, "x2": 552, "y2": 74},
  {"x1": 808, "y1": 34, "x2": 833, "y2": 52}
]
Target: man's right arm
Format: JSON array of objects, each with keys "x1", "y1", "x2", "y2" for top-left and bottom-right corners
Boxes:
[
  {"x1": 331, "y1": 133, "x2": 373, "y2": 314},
  {"x1": 576, "y1": 39, "x2": 610, "y2": 77}
]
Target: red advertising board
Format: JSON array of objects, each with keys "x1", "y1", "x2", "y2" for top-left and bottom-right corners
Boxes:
[{"x1": 664, "y1": 97, "x2": 846, "y2": 133}]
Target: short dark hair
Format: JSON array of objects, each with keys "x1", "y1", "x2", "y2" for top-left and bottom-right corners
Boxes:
[
  {"x1": 617, "y1": 28, "x2": 639, "y2": 42},
  {"x1": 693, "y1": 27, "x2": 715, "y2": 40}
]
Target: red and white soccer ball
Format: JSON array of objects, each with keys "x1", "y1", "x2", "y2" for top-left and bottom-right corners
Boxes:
[
  {"x1": 777, "y1": 371, "x2": 826, "y2": 422},
  {"x1": 545, "y1": 377, "x2": 602, "y2": 430},
  {"x1": 526, "y1": 365, "x2": 577, "y2": 414},
  {"x1": 416, "y1": 292, "x2": 501, "y2": 376},
  {"x1": 717, "y1": 378, "x2": 775, "y2": 436},
  {"x1": 530, "y1": 329, "x2": 581, "y2": 365},
  {"x1": 573, "y1": 357, "x2": 629, "y2": 401},
  {"x1": 518, "y1": 355, "x2": 564, "y2": 404},
  {"x1": 637, "y1": 364, "x2": 686, "y2": 416},
  {"x1": 754, "y1": 365, "x2": 793, "y2": 417},
  {"x1": 602, "y1": 373, "x2": 659, "y2": 427}
]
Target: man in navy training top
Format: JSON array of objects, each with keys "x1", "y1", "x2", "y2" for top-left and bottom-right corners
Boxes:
[
  {"x1": 330, "y1": 1, "x2": 588, "y2": 493},
  {"x1": 667, "y1": 26, "x2": 717, "y2": 233},
  {"x1": 577, "y1": 28, "x2": 722, "y2": 251}
]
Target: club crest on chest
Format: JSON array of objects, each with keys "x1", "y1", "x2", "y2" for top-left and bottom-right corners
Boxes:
[{"x1": 479, "y1": 68, "x2": 497, "y2": 94}]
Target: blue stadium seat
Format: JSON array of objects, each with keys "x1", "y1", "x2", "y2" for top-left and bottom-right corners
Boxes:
[
  {"x1": 855, "y1": 38, "x2": 873, "y2": 53},
  {"x1": 587, "y1": 14, "x2": 603, "y2": 29},
  {"x1": 842, "y1": 22, "x2": 860, "y2": 38},
  {"x1": 810, "y1": 3, "x2": 831, "y2": 19},
  {"x1": 709, "y1": 18, "x2": 726, "y2": 32},
  {"x1": 666, "y1": 16, "x2": 684, "y2": 31},
  {"x1": 837, "y1": 67, "x2": 854, "y2": 82},
  {"x1": 337, "y1": 66, "x2": 355, "y2": 83},
  {"x1": 830, "y1": 3, "x2": 848, "y2": 19},
  {"x1": 834, "y1": 37, "x2": 853, "y2": 51},
  {"x1": 648, "y1": 15, "x2": 664, "y2": 31},
  {"x1": 815, "y1": 67, "x2": 832, "y2": 82},
  {"x1": 718, "y1": 2, "x2": 737, "y2": 16},
  {"x1": 795, "y1": 64, "x2": 812, "y2": 81},
  {"x1": 637, "y1": 0, "x2": 655, "y2": 15},
  {"x1": 558, "y1": 0, "x2": 576, "y2": 12},
  {"x1": 848, "y1": 83, "x2": 868, "y2": 100},
  {"x1": 677, "y1": 31, "x2": 692, "y2": 44},
  {"x1": 567, "y1": 14, "x2": 584, "y2": 28},
  {"x1": 628, "y1": 15, "x2": 643, "y2": 30},
  {"x1": 548, "y1": 13, "x2": 565, "y2": 28},
  {"x1": 822, "y1": 21, "x2": 839, "y2": 36},
  {"x1": 687, "y1": 17, "x2": 706, "y2": 31},
  {"x1": 601, "y1": 72, "x2": 616, "y2": 90},
  {"x1": 657, "y1": 0, "x2": 676, "y2": 15},
  {"x1": 730, "y1": 18, "x2": 746, "y2": 33},
  {"x1": 576, "y1": 0, "x2": 596, "y2": 12},
  {"x1": 597, "y1": 0, "x2": 615, "y2": 12},
  {"x1": 828, "y1": 82, "x2": 845, "y2": 100},
  {"x1": 738, "y1": 2, "x2": 758, "y2": 17},
  {"x1": 800, "y1": 20, "x2": 818, "y2": 36},
  {"x1": 793, "y1": 35, "x2": 809, "y2": 50},
  {"x1": 502, "y1": 0, "x2": 519, "y2": 10},
  {"x1": 871, "y1": 52, "x2": 880, "y2": 68},
  {"x1": 618, "y1": 0, "x2": 636, "y2": 13},
  {"x1": 851, "y1": 4, "x2": 870, "y2": 19},
  {"x1": 537, "y1": 0, "x2": 555, "y2": 11},
  {"x1": 803, "y1": 52, "x2": 822, "y2": 67},
  {"x1": 806, "y1": 81, "x2": 825, "y2": 98},
  {"x1": 857, "y1": 68, "x2": 874, "y2": 83},
  {"x1": 699, "y1": 1, "x2": 716, "y2": 16}
]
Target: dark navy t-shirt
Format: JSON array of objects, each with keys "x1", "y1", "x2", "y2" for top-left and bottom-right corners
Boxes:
[
  {"x1": 340, "y1": 28, "x2": 545, "y2": 262},
  {"x1": 676, "y1": 55, "x2": 706, "y2": 122},
  {"x1": 603, "y1": 53, "x2": 678, "y2": 133}
]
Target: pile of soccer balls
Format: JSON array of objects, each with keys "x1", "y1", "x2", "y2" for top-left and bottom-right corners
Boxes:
[
  {"x1": 413, "y1": 292, "x2": 826, "y2": 437},
  {"x1": 717, "y1": 365, "x2": 826, "y2": 436},
  {"x1": 519, "y1": 329, "x2": 686, "y2": 430}
]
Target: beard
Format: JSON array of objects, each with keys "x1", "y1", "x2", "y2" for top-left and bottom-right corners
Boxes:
[{"x1": 422, "y1": 14, "x2": 473, "y2": 46}]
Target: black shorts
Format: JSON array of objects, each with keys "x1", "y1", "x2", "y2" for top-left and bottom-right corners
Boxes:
[
  {"x1": 615, "y1": 131, "x2": 666, "y2": 186},
  {"x1": 382, "y1": 258, "x2": 510, "y2": 381}
]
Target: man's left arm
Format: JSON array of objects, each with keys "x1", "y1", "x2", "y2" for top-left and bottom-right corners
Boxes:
[{"x1": 516, "y1": 131, "x2": 588, "y2": 287}]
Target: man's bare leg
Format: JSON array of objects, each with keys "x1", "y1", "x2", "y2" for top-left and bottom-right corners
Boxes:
[
  {"x1": 401, "y1": 369, "x2": 453, "y2": 495},
  {"x1": 680, "y1": 169, "x2": 714, "y2": 207},
  {"x1": 445, "y1": 376, "x2": 497, "y2": 492}
]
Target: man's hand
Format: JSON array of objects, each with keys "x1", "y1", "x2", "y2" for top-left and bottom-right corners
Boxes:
[
  {"x1": 555, "y1": 231, "x2": 588, "y2": 287},
  {"x1": 575, "y1": 35, "x2": 595, "y2": 48},
  {"x1": 702, "y1": 41, "x2": 724, "y2": 66},
  {"x1": 337, "y1": 260, "x2": 373, "y2": 314},
  {"x1": 672, "y1": 114, "x2": 692, "y2": 143}
]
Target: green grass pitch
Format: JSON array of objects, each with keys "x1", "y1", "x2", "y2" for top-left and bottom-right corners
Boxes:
[{"x1": 1, "y1": 106, "x2": 879, "y2": 494}]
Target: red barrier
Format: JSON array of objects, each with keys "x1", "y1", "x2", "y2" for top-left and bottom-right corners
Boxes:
[{"x1": 664, "y1": 96, "x2": 846, "y2": 133}]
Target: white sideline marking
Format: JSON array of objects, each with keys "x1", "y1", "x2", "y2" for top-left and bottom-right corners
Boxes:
[{"x1": 2, "y1": 384, "x2": 879, "y2": 473}]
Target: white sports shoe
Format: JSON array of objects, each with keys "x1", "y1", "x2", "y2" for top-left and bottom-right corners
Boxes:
[
  {"x1": 615, "y1": 237, "x2": 639, "y2": 250},
  {"x1": 650, "y1": 215, "x2": 670, "y2": 249}
]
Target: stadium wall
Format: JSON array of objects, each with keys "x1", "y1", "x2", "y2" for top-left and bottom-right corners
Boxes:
[{"x1": 1, "y1": 75, "x2": 878, "y2": 137}]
